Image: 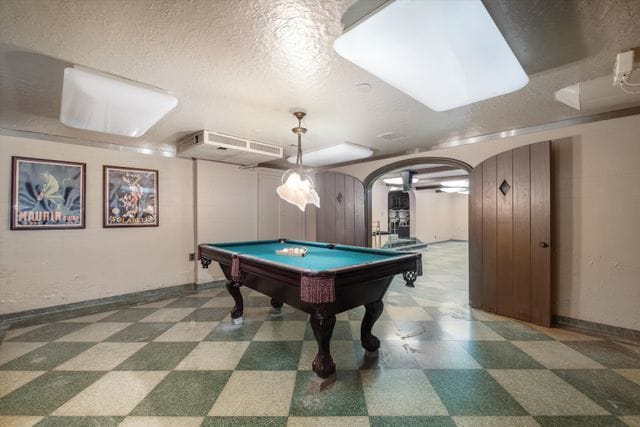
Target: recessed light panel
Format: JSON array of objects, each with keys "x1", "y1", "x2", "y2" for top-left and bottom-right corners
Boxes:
[
  {"x1": 287, "y1": 142, "x2": 373, "y2": 167},
  {"x1": 60, "y1": 67, "x2": 178, "y2": 137},
  {"x1": 334, "y1": 0, "x2": 529, "y2": 111}
]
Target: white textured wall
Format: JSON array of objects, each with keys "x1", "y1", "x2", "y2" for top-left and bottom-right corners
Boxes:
[
  {"x1": 413, "y1": 191, "x2": 468, "y2": 244},
  {"x1": 332, "y1": 114, "x2": 640, "y2": 330},
  {"x1": 552, "y1": 121, "x2": 640, "y2": 330},
  {"x1": 0, "y1": 135, "x2": 195, "y2": 313},
  {"x1": 195, "y1": 160, "x2": 258, "y2": 284},
  {"x1": 450, "y1": 193, "x2": 469, "y2": 240}
]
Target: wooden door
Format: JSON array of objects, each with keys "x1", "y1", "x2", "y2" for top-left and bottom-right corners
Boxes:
[
  {"x1": 469, "y1": 141, "x2": 551, "y2": 326},
  {"x1": 315, "y1": 172, "x2": 366, "y2": 246}
]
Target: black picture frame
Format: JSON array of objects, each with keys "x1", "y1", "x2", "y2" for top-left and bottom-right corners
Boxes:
[
  {"x1": 103, "y1": 165, "x2": 159, "y2": 228},
  {"x1": 11, "y1": 156, "x2": 86, "y2": 230}
]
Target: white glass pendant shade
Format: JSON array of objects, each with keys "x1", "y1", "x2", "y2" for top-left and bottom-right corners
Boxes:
[{"x1": 276, "y1": 170, "x2": 320, "y2": 211}]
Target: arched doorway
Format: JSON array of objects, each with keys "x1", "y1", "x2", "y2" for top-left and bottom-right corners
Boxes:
[{"x1": 363, "y1": 157, "x2": 472, "y2": 248}]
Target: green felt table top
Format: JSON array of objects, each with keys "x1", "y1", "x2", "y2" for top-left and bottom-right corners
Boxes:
[{"x1": 207, "y1": 239, "x2": 407, "y2": 271}]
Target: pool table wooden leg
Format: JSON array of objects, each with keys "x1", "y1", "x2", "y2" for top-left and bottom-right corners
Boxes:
[
  {"x1": 270, "y1": 298, "x2": 283, "y2": 313},
  {"x1": 310, "y1": 307, "x2": 336, "y2": 379},
  {"x1": 361, "y1": 300, "x2": 384, "y2": 352},
  {"x1": 225, "y1": 280, "x2": 244, "y2": 324}
]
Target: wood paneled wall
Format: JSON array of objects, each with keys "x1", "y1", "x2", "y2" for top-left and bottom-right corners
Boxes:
[
  {"x1": 469, "y1": 141, "x2": 551, "y2": 326},
  {"x1": 315, "y1": 172, "x2": 366, "y2": 246}
]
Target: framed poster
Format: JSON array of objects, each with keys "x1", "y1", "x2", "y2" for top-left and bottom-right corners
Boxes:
[
  {"x1": 11, "y1": 156, "x2": 86, "y2": 230},
  {"x1": 103, "y1": 165, "x2": 159, "y2": 227}
]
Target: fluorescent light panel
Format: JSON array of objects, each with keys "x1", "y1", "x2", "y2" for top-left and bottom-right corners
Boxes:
[
  {"x1": 441, "y1": 179, "x2": 469, "y2": 187},
  {"x1": 440, "y1": 187, "x2": 466, "y2": 193},
  {"x1": 383, "y1": 177, "x2": 418, "y2": 185},
  {"x1": 333, "y1": 0, "x2": 528, "y2": 111},
  {"x1": 287, "y1": 142, "x2": 373, "y2": 167},
  {"x1": 60, "y1": 67, "x2": 178, "y2": 137}
]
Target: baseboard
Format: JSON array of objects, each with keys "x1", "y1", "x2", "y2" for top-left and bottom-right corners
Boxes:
[
  {"x1": 553, "y1": 315, "x2": 640, "y2": 341},
  {"x1": 426, "y1": 238, "x2": 469, "y2": 245},
  {"x1": 0, "y1": 280, "x2": 227, "y2": 330}
]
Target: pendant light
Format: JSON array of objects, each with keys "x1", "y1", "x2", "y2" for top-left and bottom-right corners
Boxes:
[{"x1": 276, "y1": 112, "x2": 320, "y2": 211}]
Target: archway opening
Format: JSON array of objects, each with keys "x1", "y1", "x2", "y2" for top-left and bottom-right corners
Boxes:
[{"x1": 364, "y1": 157, "x2": 473, "y2": 312}]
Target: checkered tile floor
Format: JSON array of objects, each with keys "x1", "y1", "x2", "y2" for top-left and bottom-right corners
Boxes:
[{"x1": 1, "y1": 242, "x2": 639, "y2": 426}]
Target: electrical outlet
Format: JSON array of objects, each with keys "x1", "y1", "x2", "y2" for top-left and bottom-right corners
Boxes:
[{"x1": 189, "y1": 253, "x2": 195, "y2": 261}]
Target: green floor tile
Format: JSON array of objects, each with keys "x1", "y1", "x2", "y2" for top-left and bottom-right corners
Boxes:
[
  {"x1": 236, "y1": 341, "x2": 302, "y2": 370},
  {"x1": 8, "y1": 323, "x2": 91, "y2": 342},
  {"x1": 244, "y1": 296, "x2": 272, "y2": 307},
  {"x1": 165, "y1": 297, "x2": 210, "y2": 308},
  {"x1": 99, "y1": 308, "x2": 158, "y2": 322},
  {"x1": 181, "y1": 307, "x2": 231, "y2": 322},
  {"x1": 204, "y1": 321, "x2": 262, "y2": 341},
  {"x1": 426, "y1": 369, "x2": 527, "y2": 416},
  {"x1": 483, "y1": 321, "x2": 553, "y2": 341},
  {"x1": 131, "y1": 370, "x2": 231, "y2": 416},
  {"x1": 35, "y1": 416, "x2": 123, "y2": 426},
  {"x1": 563, "y1": 341, "x2": 640, "y2": 368},
  {"x1": 461, "y1": 341, "x2": 544, "y2": 369},
  {"x1": 103, "y1": 322, "x2": 174, "y2": 342},
  {"x1": 0, "y1": 342, "x2": 95, "y2": 371},
  {"x1": 534, "y1": 415, "x2": 627, "y2": 426},
  {"x1": 115, "y1": 342, "x2": 197, "y2": 370},
  {"x1": 202, "y1": 416, "x2": 287, "y2": 426},
  {"x1": 553, "y1": 369, "x2": 640, "y2": 415},
  {"x1": 0, "y1": 371, "x2": 105, "y2": 415},
  {"x1": 304, "y1": 321, "x2": 352, "y2": 340},
  {"x1": 369, "y1": 416, "x2": 455, "y2": 427},
  {"x1": 289, "y1": 370, "x2": 368, "y2": 416}
]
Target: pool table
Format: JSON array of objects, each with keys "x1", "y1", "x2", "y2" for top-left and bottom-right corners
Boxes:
[{"x1": 198, "y1": 239, "x2": 422, "y2": 378}]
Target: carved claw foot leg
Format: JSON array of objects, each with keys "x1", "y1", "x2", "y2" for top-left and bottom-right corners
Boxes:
[
  {"x1": 310, "y1": 307, "x2": 336, "y2": 379},
  {"x1": 225, "y1": 280, "x2": 244, "y2": 324},
  {"x1": 270, "y1": 298, "x2": 283, "y2": 313},
  {"x1": 361, "y1": 300, "x2": 384, "y2": 353},
  {"x1": 403, "y1": 271, "x2": 417, "y2": 288}
]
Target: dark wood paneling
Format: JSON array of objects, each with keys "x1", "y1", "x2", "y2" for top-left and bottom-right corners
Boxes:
[
  {"x1": 530, "y1": 141, "x2": 551, "y2": 326},
  {"x1": 315, "y1": 172, "x2": 366, "y2": 247},
  {"x1": 344, "y1": 175, "x2": 355, "y2": 245},
  {"x1": 335, "y1": 174, "x2": 346, "y2": 244},
  {"x1": 482, "y1": 157, "x2": 498, "y2": 313},
  {"x1": 325, "y1": 173, "x2": 336, "y2": 242},
  {"x1": 512, "y1": 145, "x2": 532, "y2": 321},
  {"x1": 315, "y1": 174, "x2": 326, "y2": 242},
  {"x1": 496, "y1": 151, "x2": 514, "y2": 317},
  {"x1": 469, "y1": 165, "x2": 483, "y2": 308},
  {"x1": 354, "y1": 178, "x2": 366, "y2": 247}
]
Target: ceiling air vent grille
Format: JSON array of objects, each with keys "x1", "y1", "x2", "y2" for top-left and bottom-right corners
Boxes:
[
  {"x1": 208, "y1": 132, "x2": 247, "y2": 148},
  {"x1": 177, "y1": 130, "x2": 283, "y2": 166},
  {"x1": 250, "y1": 141, "x2": 282, "y2": 155}
]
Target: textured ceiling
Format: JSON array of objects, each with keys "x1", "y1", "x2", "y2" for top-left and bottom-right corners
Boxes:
[{"x1": 1, "y1": 0, "x2": 640, "y2": 167}]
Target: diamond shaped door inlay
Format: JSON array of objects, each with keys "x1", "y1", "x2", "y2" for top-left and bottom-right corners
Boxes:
[
  {"x1": 499, "y1": 180, "x2": 511, "y2": 196},
  {"x1": 336, "y1": 192, "x2": 343, "y2": 203}
]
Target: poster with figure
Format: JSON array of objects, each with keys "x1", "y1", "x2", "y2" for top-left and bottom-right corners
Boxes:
[
  {"x1": 11, "y1": 157, "x2": 86, "y2": 230},
  {"x1": 103, "y1": 165, "x2": 158, "y2": 227}
]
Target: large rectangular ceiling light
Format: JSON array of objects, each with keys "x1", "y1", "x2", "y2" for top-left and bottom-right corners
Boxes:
[
  {"x1": 287, "y1": 142, "x2": 373, "y2": 167},
  {"x1": 60, "y1": 67, "x2": 178, "y2": 137},
  {"x1": 333, "y1": 0, "x2": 528, "y2": 111}
]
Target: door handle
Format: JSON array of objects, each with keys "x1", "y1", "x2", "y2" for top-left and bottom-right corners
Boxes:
[{"x1": 539, "y1": 242, "x2": 549, "y2": 248}]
